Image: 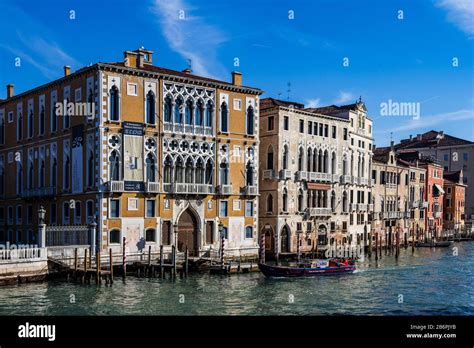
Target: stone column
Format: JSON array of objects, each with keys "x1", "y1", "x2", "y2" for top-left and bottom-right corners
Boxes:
[
  {"x1": 90, "y1": 219, "x2": 97, "y2": 255},
  {"x1": 38, "y1": 223, "x2": 46, "y2": 248}
]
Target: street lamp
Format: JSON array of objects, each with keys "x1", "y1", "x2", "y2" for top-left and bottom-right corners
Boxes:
[
  {"x1": 37, "y1": 206, "x2": 46, "y2": 248},
  {"x1": 38, "y1": 206, "x2": 46, "y2": 225}
]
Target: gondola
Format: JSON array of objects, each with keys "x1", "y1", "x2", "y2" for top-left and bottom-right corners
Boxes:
[{"x1": 258, "y1": 259, "x2": 356, "y2": 278}]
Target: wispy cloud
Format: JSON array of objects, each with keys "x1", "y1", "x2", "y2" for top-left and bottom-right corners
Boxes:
[
  {"x1": 151, "y1": 0, "x2": 228, "y2": 78},
  {"x1": 435, "y1": 0, "x2": 474, "y2": 37},
  {"x1": 378, "y1": 108, "x2": 474, "y2": 133},
  {"x1": 0, "y1": 5, "x2": 81, "y2": 80},
  {"x1": 333, "y1": 91, "x2": 355, "y2": 104},
  {"x1": 306, "y1": 98, "x2": 321, "y2": 108}
]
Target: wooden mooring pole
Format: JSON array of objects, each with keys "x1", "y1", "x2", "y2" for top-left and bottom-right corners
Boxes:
[
  {"x1": 159, "y1": 245, "x2": 164, "y2": 279},
  {"x1": 184, "y1": 246, "x2": 189, "y2": 278},
  {"x1": 122, "y1": 237, "x2": 127, "y2": 280},
  {"x1": 172, "y1": 245, "x2": 176, "y2": 279},
  {"x1": 109, "y1": 248, "x2": 114, "y2": 284},
  {"x1": 375, "y1": 232, "x2": 378, "y2": 261},
  {"x1": 74, "y1": 248, "x2": 78, "y2": 272}
]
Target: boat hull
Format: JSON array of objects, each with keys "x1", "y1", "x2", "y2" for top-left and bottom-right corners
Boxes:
[{"x1": 258, "y1": 263, "x2": 356, "y2": 278}]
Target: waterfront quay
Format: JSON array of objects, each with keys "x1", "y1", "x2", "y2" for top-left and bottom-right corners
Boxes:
[{"x1": 0, "y1": 241, "x2": 472, "y2": 316}]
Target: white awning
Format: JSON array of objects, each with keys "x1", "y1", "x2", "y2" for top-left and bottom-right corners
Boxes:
[{"x1": 434, "y1": 184, "x2": 445, "y2": 195}]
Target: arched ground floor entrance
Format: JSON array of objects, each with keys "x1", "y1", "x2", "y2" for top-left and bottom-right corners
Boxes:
[{"x1": 177, "y1": 209, "x2": 199, "y2": 256}]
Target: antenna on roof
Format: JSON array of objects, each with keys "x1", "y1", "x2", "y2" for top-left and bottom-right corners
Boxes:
[
  {"x1": 187, "y1": 58, "x2": 192, "y2": 70},
  {"x1": 277, "y1": 92, "x2": 282, "y2": 99},
  {"x1": 287, "y1": 82, "x2": 291, "y2": 101},
  {"x1": 358, "y1": 96, "x2": 362, "y2": 103},
  {"x1": 390, "y1": 132, "x2": 393, "y2": 142}
]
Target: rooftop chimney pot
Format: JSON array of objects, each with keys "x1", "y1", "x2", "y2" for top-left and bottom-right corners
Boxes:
[
  {"x1": 6, "y1": 84, "x2": 14, "y2": 98},
  {"x1": 232, "y1": 71, "x2": 242, "y2": 86},
  {"x1": 64, "y1": 65, "x2": 71, "y2": 76}
]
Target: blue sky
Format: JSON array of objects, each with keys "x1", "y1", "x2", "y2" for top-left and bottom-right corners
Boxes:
[{"x1": 0, "y1": 0, "x2": 473, "y2": 146}]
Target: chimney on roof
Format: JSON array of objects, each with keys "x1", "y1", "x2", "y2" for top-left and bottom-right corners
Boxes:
[
  {"x1": 64, "y1": 65, "x2": 71, "y2": 76},
  {"x1": 409, "y1": 134, "x2": 413, "y2": 141},
  {"x1": 6, "y1": 84, "x2": 14, "y2": 98},
  {"x1": 232, "y1": 71, "x2": 242, "y2": 86},
  {"x1": 417, "y1": 134, "x2": 422, "y2": 141},
  {"x1": 182, "y1": 68, "x2": 192, "y2": 74},
  {"x1": 124, "y1": 48, "x2": 154, "y2": 68}
]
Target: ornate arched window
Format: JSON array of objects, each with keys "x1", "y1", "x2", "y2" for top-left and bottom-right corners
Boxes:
[
  {"x1": 267, "y1": 145, "x2": 274, "y2": 170},
  {"x1": 205, "y1": 160, "x2": 213, "y2": 185},
  {"x1": 39, "y1": 106, "x2": 45, "y2": 135},
  {"x1": 331, "y1": 152, "x2": 336, "y2": 174},
  {"x1": 282, "y1": 188, "x2": 288, "y2": 212},
  {"x1": 185, "y1": 99, "x2": 193, "y2": 125},
  {"x1": 185, "y1": 157, "x2": 193, "y2": 183},
  {"x1": 164, "y1": 156, "x2": 173, "y2": 183},
  {"x1": 307, "y1": 148, "x2": 312, "y2": 172},
  {"x1": 246, "y1": 106, "x2": 254, "y2": 135},
  {"x1": 246, "y1": 162, "x2": 254, "y2": 186},
  {"x1": 220, "y1": 101, "x2": 228, "y2": 133},
  {"x1": 109, "y1": 150, "x2": 120, "y2": 181},
  {"x1": 298, "y1": 147, "x2": 304, "y2": 171},
  {"x1": 298, "y1": 189, "x2": 304, "y2": 212},
  {"x1": 219, "y1": 161, "x2": 229, "y2": 185},
  {"x1": 52, "y1": 158, "x2": 57, "y2": 187},
  {"x1": 17, "y1": 113, "x2": 22, "y2": 141},
  {"x1": 174, "y1": 97, "x2": 183, "y2": 124},
  {"x1": 64, "y1": 155, "x2": 70, "y2": 189},
  {"x1": 175, "y1": 157, "x2": 184, "y2": 183},
  {"x1": 28, "y1": 110, "x2": 34, "y2": 138},
  {"x1": 343, "y1": 191, "x2": 348, "y2": 213},
  {"x1": 87, "y1": 151, "x2": 94, "y2": 187},
  {"x1": 109, "y1": 86, "x2": 119, "y2": 121},
  {"x1": 16, "y1": 163, "x2": 23, "y2": 194},
  {"x1": 195, "y1": 100, "x2": 204, "y2": 126},
  {"x1": 164, "y1": 95, "x2": 172, "y2": 123},
  {"x1": 146, "y1": 153, "x2": 156, "y2": 182},
  {"x1": 39, "y1": 160, "x2": 45, "y2": 187},
  {"x1": 205, "y1": 101, "x2": 213, "y2": 128},
  {"x1": 331, "y1": 191, "x2": 336, "y2": 212},
  {"x1": 146, "y1": 91, "x2": 155, "y2": 124},
  {"x1": 195, "y1": 158, "x2": 204, "y2": 184},
  {"x1": 28, "y1": 161, "x2": 34, "y2": 189},
  {"x1": 282, "y1": 145, "x2": 289, "y2": 170},
  {"x1": 267, "y1": 194, "x2": 273, "y2": 213}
]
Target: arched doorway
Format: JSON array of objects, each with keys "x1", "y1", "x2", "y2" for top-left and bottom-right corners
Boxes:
[
  {"x1": 280, "y1": 225, "x2": 290, "y2": 253},
  {"x1": 177, "y1": 209, "x2": 199, "y2": 256}
]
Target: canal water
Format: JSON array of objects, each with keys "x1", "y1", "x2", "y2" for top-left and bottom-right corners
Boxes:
[{"x1": 0, "y1": 242, "x2": 473, "y2": 315}]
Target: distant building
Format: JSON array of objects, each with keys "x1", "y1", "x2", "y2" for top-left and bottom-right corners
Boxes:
[
  {"x1": 371, "y1": 145, "x2": 426, "y2": 245},
  {"x1": 443, "y1": 170, "x2": 466, "y2": 232},
  {"x1": 394, "y1": 131, "x2": 473, "y2": 222},
  {"x1": 258, "y1": 98, "x2": 374, "y2": 258},
  {"x1": 397, "y1": 151, "x2": 444, "y2": 240}
]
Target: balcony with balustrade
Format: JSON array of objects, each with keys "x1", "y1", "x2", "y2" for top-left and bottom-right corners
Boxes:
[
  {"x1": 145, "y1": 182, "x2": 160, "y2": 193},
  {"x1": 262, "y1": 170, "x2": 275, "y2": 180},
  {"x1": 164, "y1": 122, "x2": 213, "y2": 137},
  {"x1": 307, "y1": 207, "x2": 332, "y2": 217},
  {"x1": 241, "y1": 185, "x2": 258, "y2": 196},
  {"x1": 218, "y1": 184, "x2": 233, "y2": 195},
  {"x1": 107, "y1": 180, "x2": 124, "y2": 192},
  {"x1": 382, "y1": 211, "x2": 398, "y2": 219},
  {"x1": 162, "y1": 183, "x2": 214, "y2": 194},
  {"x1": 295, "y1": 171, "x2": 308, "y2": 181},
  {"x1": 340, "y1": 175, "x2": 352, "y2": 184},
  {"x1": 308, "y1": 172, "x2": 332, "y2": 182},
  {"x1": 279, "y1": 169, "x2": 292, "y2": 180}
]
